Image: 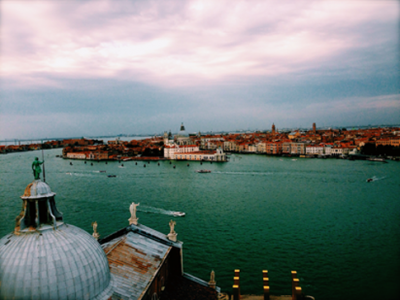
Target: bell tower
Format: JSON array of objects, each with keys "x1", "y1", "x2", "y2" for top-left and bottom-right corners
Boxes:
[
  {"x1": 164, "y1": 131, "x2": 169, "y2": 145},
  {"x1": 272, "y1": 123, "x2": 276, "y2": 135}
]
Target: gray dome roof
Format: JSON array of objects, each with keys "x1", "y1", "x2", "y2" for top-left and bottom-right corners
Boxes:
[
  {"x1": 0, "y1": 224, "x2": 113, "y2": 300},
  {"x1": 21, "y1": 179, "x2": 56, "y2": 199},
  {"x1": 177, "y1": 123, "x2": 189, "y2": 137}
]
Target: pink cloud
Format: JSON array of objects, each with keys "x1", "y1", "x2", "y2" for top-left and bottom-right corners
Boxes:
[{"x1": 1, "y1": 0, "x2": 398, "y2": 87}]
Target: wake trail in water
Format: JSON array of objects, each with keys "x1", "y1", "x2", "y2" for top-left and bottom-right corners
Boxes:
[
  {"x1": 138, "y1": 205, "x2": 183, "y2": 216},
  {"x1": 66, "y1": 172, "x2": 99, "y2": 177},
  {"x1": 214, "y1": 171, "x2": 273, "y2": 176},
  {"x1": 371, "y1": 176, "x2": 386, "y2": 182}
]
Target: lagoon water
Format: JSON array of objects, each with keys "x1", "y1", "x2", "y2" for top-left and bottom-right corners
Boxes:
[{"x1": 1, "y1": 149, "x2": 399, "y2": 300}]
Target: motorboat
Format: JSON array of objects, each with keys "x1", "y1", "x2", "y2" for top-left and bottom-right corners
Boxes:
[
  {"x1": 366, "y1": 178, "x2": 373, "y2": 182},
  {"x1": 99, "y1": 170, "x2": 106, "y2": 173},
  {"x1": 172, "y1": 212, "x2": 185, "y2": 217},
  {"x1": 196, "y1": 170, "x2": 211, "y2": 173},
  {"x1": 367, "y1": 157, "x2": 387, "y2": 163},
  {"x1": 107, "y1": 175, "x2": 117, "y2": 178}
]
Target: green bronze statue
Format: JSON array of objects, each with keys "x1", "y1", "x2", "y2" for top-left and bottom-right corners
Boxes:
[{"x1": 32, "y1": 157, "x2": 44, "y2": 180}]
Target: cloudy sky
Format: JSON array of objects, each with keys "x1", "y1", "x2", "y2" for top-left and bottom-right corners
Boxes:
[{"x1": 1, "y1": 0, "x2": 399, "y2": 140}]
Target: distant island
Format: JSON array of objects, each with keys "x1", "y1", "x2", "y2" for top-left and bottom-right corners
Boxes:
[{"x1": 1, "y1": 123, "x2": 400, "y2": 161}]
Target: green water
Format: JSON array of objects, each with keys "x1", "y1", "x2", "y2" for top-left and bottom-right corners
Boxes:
[{"x1": 1, "y1": 149, "x2": 399, "y2": 299}]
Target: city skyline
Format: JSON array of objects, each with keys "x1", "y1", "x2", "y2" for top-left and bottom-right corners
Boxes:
[{"x1": 1, "y1": 0, "x2": 399, "y2": 140}]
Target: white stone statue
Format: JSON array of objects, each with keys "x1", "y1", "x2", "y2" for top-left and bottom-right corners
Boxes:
[
  {"x1": 210, "y1": 270, "x2": 215, "y2": 282},
  {"x1": 92, "y1": 221, "x2": 100, "y2": 240},
  {"x1": 169, "y1": 220, "x2": 176, "y2": 234},
  {"x1": 167, "y1": 220, "x2": 177, "y2": 242},
  {"x1": 129, "y1": 202, "x2": 140, "y2": 225},
  {"x1": 209, "y1": 270, "x2": 216, "y2": 289}
]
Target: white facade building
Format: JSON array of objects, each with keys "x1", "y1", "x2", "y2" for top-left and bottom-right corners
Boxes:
[
  {"x1": 173, "y1": 148, "x2": 227, "y2": 161},
  {"x1": 164, "y1": 144, "x2": 199, "y2": 159},
  {"x1": 66, "y1": 152, "x2": 87, "y2": 159},
  {"x1": 306, "y1": 145, "x2": 325, "y2": 156}
]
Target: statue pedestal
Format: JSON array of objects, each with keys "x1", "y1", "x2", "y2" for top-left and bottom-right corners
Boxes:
[
  {"x1": 167, "y1": 233, "x2": 177, "y2": 242},
  {"x1": 208, "y1": 281, "x2": 216, "y2": 290},
  {"x1": 129, "y1": 217, "x2": 138, "y2": 225}
]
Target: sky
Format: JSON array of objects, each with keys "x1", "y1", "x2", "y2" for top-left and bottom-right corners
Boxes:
[{"x1": 1, "y1": 0, "x2": 399, "y2": 140}]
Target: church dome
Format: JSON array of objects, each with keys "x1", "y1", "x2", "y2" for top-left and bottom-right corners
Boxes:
[
  {"x1": 177, "y1": 122, "x2": 189, "y2": 137},
  {"x1": 21, "y1": 179, "x2": 55, "y2": 199},
  {"x1": 0, "y1": 224, "x2": 113, "y2": 300},
  {"x1": 0, "y1": 177, "x2": 113, "y2": 300}
]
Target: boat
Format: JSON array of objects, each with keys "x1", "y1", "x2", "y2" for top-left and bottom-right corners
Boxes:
[
  {"x1": 172, "y1": 212, "x2": 185, "y2": 217},
  {"x1": 367, "y1": 157, "x2": 387, "y2": 163},
  {"x1": 99, "y1": 170, "x2": 106, "y2": 173},
  {"x1": 366, "y1": 178, "x2": 373, "y2": 182},
  {"x1": 107, "y1": 175, "x2": 116, "y2": 178},
  {"x1": 196, "y1": 170, "x2": 211, "y2": 173}
]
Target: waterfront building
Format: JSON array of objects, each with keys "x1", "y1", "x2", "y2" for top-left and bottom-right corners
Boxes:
[
  {"x1": 290, "y1": 142, "x2": 307, "y2": 156},
  {"x1": 323, "y1": 144, "x2": 333, "y2": 156},
  {"x1": 256, "y1": 141, "x2": 267, "y2": 153},
  {"x1": 173, "y1": 147, "x2": 226, "y2": 162},
  {"x1": 0, "y1": 175, "x2": 219, "y2": 299},
  {"x1": 390, "y1": 138, "x2": 400, "y2": 147},
  {"x1": 306, "y1": 144, "x2": 324, "y2": 156},
  {"x1": 66, "y1": 150, "x2": 109, "y2": 160},
  {"x1": 331, "y1": 146, "x2": 351, "y2": 156},
  {"x1": 66, "y1": 151, "x2": 87, "y2": 159},
  {"x1": 223, "y1": 140, "x2": 237, "y2": 152},
  {"x1": 266, "y1": 141, "x2": 283, "y2": 155},
  {"x1": 163, "y1": 123, "x2": 227, "y2": 161},
  {"x1": 89, "y1": 150, "x2": 109, "y2": 160},
  {"x1": 282, "y1": 142, "x2": 292, "y2": 155},
  {"x1": 200, "y1": 137, "x2": 225, "y2": 150},
  {"x1": 164, "y1": 144, "x2": 199, "y2": 159}
]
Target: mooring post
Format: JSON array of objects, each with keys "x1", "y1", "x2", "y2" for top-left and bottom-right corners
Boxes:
[
  {"x1": 263, "y1": 285, "x2": 270, "y2": 300},
  {"x1": 233, "y1": 269, "x2": 240, "y2": 299},
  {"x1": 233, "y1": 285, "x2": 240, "y2": 300},
  {"x1": 291, "y1": 271, "x2": 299, "y2": 300}
]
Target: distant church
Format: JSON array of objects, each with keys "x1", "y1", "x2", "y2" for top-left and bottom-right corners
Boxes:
[
  {"x1": 0, "y1": 175, "x2": 219, "y2": 299},
  {"x1": 164, "y1": 123, "x2": 192, "y2": 146}
]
